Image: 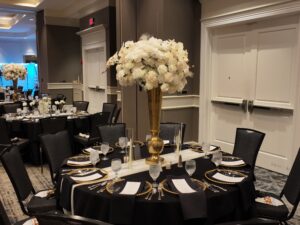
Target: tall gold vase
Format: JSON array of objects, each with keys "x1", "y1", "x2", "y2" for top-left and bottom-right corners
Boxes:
[
  {"x1": 146, "y1": 87, "x2": 164, "y2": 165},
  {"x1": 12, "y1": 79, "x2": 18, "y2": 102}
]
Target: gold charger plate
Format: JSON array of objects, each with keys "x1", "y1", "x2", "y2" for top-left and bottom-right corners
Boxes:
[
  {"x1": 82, "y1": 146, "x2": 114, "y2": 155},
  {"x1": 106, "y1": 180, "x2": 152, "y2": 196},
  {"x1": 204, "y1": 169, "x2": 247, "y2": 185},
  {"x1": 160, "y1": 178, "x2": 206, "y2": 195},
  {"x1": 68, "y1": 168, "x2": 108, "y2": 184},
  {"x1": 220, "y1": 156, "x2": 246, "y2": 168},
  {"x1": 67, "y1": 155, "x2": 92, "y2": 167},
  {"x1": 114, "y1": 140, "x2": 145, "y2": 148}
]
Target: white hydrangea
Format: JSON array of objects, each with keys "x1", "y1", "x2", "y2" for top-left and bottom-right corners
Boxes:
[{"x1": 107, "y1": 35, "x2": 193, "y2": 94}]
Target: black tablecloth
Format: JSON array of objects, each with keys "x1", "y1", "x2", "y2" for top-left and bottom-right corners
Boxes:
[
  {"x1": 6, "y1": 115, "x2": 90, "y2": 164},
  {"x1": 58, "y1": 146, "x2": 256, "y2": 225}
]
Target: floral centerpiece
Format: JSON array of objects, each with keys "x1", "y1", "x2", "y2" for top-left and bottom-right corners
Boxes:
[
  {"x1": 38, "y1": 97, "x2": 51, "y2": 115},
  {"x1": 54, "y1": 100, "x2": 66, "y2": 111},
  {"x1": 107, "y1": 35, "x2": 192, "y2": 164},
  {"x1": 1, "y1": 64, "x2": 27, "y2": 101}
]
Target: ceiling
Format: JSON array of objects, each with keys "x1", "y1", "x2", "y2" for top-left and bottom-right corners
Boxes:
[{"x1": 0, "y1": 0, "x2": 109, "y2": 40}]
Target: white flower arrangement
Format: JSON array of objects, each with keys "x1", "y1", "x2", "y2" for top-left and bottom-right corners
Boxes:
[
  {"x1": 1, "y1": 64, "x2": 27, "y2": 81},
  {"x1": 106, "y1": 35, "x2": 193, "y2": 94},
  {"x1": 22, "y1": 102, "x2": 27, "y2": 107},
  {"x1": 29, "y1": 100, "x2": 37, "y2": 107},
  {"x1": 55, "y1": 100, "x2": 65, "y2": 105},
  {"x1": 38, "y1": 97, "x2": 51, "y2": 114}
]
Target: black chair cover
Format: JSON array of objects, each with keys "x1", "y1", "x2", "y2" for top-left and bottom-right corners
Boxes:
[
  {"x1": 112, "y1": 108, "x2": 121, "y2": 124},
  {"x1": 98, "y1": 123, "x2": 126, "y2": 145},
  {"x1": 233, "y1": 128, "x2": 265, "y2": 168},
  {"x1": 159, "y1": 122, "x2": 186, "y2": 144},
  {"x1": 102, "y1": 103, "x2": 116, "y2": 124},
  {"x1": 89, "y1": 112, "x2": 110, "y2": 139},
  {"x1": 0, "y1": 118, "x2": 12, "y2": 146},
  {"x1": 73, "y1": 101, "x2": 89, "y2": 112}
]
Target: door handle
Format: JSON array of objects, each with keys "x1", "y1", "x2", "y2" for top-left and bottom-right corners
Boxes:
[
  {"x1": 248, "y1": 100, "x2": 254, "y2": 113},
  {"x1": 241, "y1": 99, "x2": 248, "y2": 113}
]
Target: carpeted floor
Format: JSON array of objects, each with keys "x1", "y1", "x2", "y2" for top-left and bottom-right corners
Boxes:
[{"x1": 0, "y1": 164, "x2": 299, "y2": 224}]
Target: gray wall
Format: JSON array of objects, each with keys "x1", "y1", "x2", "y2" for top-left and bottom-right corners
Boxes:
[{"x1": 117, "y1": 0, "x2": 201, "y2": 141}]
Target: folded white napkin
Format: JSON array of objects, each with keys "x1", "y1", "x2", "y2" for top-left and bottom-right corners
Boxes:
[
  {"x1": 163, "y1": 140, "x2": 170, "y2": 145},
  {"x1": 210, "y1": 145, "x2": 218, "y2": 151},
  {"x1": 221, "y1": 159, "x2": 245, "y2": 166},
  {"x1": 212, "y1": 172, "x2": 245, "y2": 183},
  {"x1": 255, "y1": 196, "x2": 284, "y2": 206},
  {"x1": 71, "y1": 173, "x2": 102, "y2": 182},
  {"x1": 85, "y1": 147, "x2": 96, "y2": 153},
  {"x1": 79, "y1": 133, "x2": 90, "y2": 139},
  {"x1": 172, "y1": 179, "x2": 196, "y2": 193},
  {"x1": 120, "y1": 181, "x2": 141, "y2": 195},
  {"x1": 35, "y1": 190, "x2": 49, "y2": 198},
  {"x1": 67, "y1": 160, "x2": 91, "y2": 166},
  {"x1": 23, "y1": 218, "x2": 38, "y2": 225}
]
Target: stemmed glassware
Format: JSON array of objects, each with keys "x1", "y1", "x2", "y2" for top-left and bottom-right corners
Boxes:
[
  {"x1": 149, "y1": 164, "x2": 161, "y2": 188},
  {"x1": 211, "y1": 150, "x2": 222, "y2": 169},
  {"x1": 202, "y1": 142, "x2": 210, "y2": 159},
  {"x1": 90, "y1": 150, "x2": 99, "y2": 167},
  {"x1": 185, "y1": 159, "x2": 196, "y2": 177},
  {"x1": 118, "y1": 137, "x2": 128, "y2": 154},
  {"x1": 101, "y1": 142, "x2": 110, "y2": 160},
  {"x1": 111, "y1": 158, "x2": 122, "y2": 180}
]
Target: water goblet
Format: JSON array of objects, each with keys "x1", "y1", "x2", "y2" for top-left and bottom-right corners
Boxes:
[
  {"x1": 101, "y1": 142, "x2": 110, "y2": 160},
  {"x1": 149, "y1": 164, "x2": 161, "y2": 188},
  {"x1": 202, "y1": 142, "x2": 210, "y2": 159},
  {"x1": 90, "y1": 150, "x2": 99, "y2": 167},
  {"x1": 111, "y1": 158, "x2": 122, "y2": 180},
  {"x1": 118, "y1": 137, "x2": 128, "y2": 154},
  {"x1": 185, "y1": 159, "x2": 196, "y2": 177},
  {"x1": 211, "y1": 150, "x2": 222, "y2": 168}
]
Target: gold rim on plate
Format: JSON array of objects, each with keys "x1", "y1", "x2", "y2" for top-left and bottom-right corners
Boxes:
[
  {"x1": 220, "y1": 156, "x2": 246, "y2": 168},
  {"x1": 106, "y1": 180, "x2": 152, "y2": 196},
  {"x1": 160, "y1": 178, "x2": 206, "y2": 195},
  {"x1": 114, "y1": 140, "x2": 145, "y2": 148},
  {"x1": 204, "y1": 169, "x2": 247, "y2": 185},
  {"x1": 67, "y1": 155, "x2": 92, "y2": 167},
  {"x1": 67, "y1": 168, "x2": 108, "y2": 184}
]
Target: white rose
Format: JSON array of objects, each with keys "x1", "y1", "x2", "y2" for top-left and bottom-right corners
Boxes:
[
  {"x1": 55, "y1": 101, "x2": 59, "y2": 105},
  {"x1": 157, "y1": 65, "x2": 168, "y2": 75},
  {"x1": 22, "y1": 102, "x2": 27, "y2": 106}
]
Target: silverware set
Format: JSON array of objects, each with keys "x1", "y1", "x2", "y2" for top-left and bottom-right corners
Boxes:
[
  {"x1": 202, "y1": 179, "x2": 227, "y2": 192},
  {"x1": 88, "y1": 180, "x2": 108, "y2": 191}
]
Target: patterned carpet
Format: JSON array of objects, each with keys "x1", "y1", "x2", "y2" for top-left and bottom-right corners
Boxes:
[{"x1": 0, "y1": 164, "x2": 299, "y2": 224}]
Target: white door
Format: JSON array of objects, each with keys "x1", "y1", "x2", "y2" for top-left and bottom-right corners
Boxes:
[
  {"x1": 210, "y1": 16, "x2": 299, "y2": 174},
  {"x1": 83, "y1": 46, "x2": 107, "y2": 113}
]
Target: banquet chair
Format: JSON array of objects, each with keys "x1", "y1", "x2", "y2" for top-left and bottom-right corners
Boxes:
[
  {"x1": 40, "y1": 130, "x2": 73, "y2": 184},
  {"x1": 15, "y1": 211, "x2": 113, "y2": 225},
  {"x1": 0, "y1": 198, "x2": 10, "y2": 225},
  {"x1": 215, "y1": 218, "x2": 279, "y2": 225},
  {"x1": 98, "y1": 123, "x2": 126, "y2": 146},
  {"x1": 102, "y1": 103, "x2": 117, "y2": 124},
  {"x1": 0, "y1": 92, "x2": 5, "y2": 101},
  {"x1": 0, "y1": 118, "x2": 29, "y2": 154},
  {"x1": 159, "y1": 122, "x2": 186, "y2": 144},
  {"x1": 232, "y1": 128, "x2": 265, "y2": 169},
  {"x1": 255, "y1": 148, "x2": 300, "y2": 225},
  {"x1": 0, "y1": 146, "x2": 56, "y2": 215},
  {"x1": 73, "y1": 101, "x2": 89, "y2": 112},
  {"x1": 74, "y1": 112, "x2": 110, "y2": 147},
  {"x1": 3, "y1": 102, "x2": 22, "y2": 114},
  {"x1": 112, "y1": 108, "x2": 121, "y2": 124}
]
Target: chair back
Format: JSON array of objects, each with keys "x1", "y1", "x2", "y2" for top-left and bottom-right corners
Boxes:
[
  {"x1": 102, "y1": 103, "x2": 117, "y2": 124},
  {"x1": 0, "y1": 118, "x2": 11, "y2": 145},
  {"x1": 0, "y1": 92, "x2": 5, "y2": 101},
  {"x1": 0, "y1": 198, "x2": 10, "y2": 225},
  {"x1": 98, "y1": 123, "x2": 126, "y2": 145},
  {"x1": 3, "y1": 102, "x2": 22, "y2": 114},
  {"x1": 112, "y1": 108, "x2": 121, "y2": 124},
  {"x1": 36, "y1": 211, "x2": 113, "y2": 225},
  {"x1": 40, "y1": 130, "x2": 73, "y2": 183},
  {"x1": 0, "y1": 146, "x2": 35, "y2": 214},
  {"x1": 73, "y1": 101, "x2": 89, "y2": 112},
  {"x1": 40, "y1": 116, "x2": 67, "y2": 134},
  {"x1": 159, "y1": 123, "x2": 186, "y2": 144},
  {"x1": 89, "y1": 112, "x2": 110, "y2": 139},
  {"x1": 232, "y1": 128, "x2": 265, "y2": 168},
  {"x1": 282, "y1": 148, "x2": 300, "y2": 219}
]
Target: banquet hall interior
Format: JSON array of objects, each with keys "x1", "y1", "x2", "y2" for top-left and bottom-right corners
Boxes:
[{"x1": 0, "y1": 0, "x2": 300, "y2": 224}]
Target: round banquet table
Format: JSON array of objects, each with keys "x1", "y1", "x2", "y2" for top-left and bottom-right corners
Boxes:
[{"x1": 58, "y1": 146, "x2": 256, "y2": 225}]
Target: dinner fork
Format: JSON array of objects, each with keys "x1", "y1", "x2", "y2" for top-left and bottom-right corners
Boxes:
[{"x1": 202, "y1": 180, "x2": 220, "y2": 193}]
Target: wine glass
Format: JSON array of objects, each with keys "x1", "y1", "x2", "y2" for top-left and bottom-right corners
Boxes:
[
  {"x1": 202, "y1": 142, "x2": 210, "y2": 159},
  {"x1": 149, "y1": 164, "x2": 161, "y2": 188},
  {"x1": 185, "y1": 159, "x2": 196, "y2": 176},
  {"x1": 118, "y1": 137, "x2": 128, "y2": 154},
  {"x1": 90, "y1": 150, "x2": 99, "y2": 167},
  {"x1": 101, "y1": 142, "x2": 110, "y2": 160},
  {"x1": 211, "y1": 151, "x2": 222, "y2": 168},
  {"x1": 111, "y1": 158, "x2": 122, "y2": 180}
]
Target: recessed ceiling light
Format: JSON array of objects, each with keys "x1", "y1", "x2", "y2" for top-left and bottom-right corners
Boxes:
[{"x1": 14, "y1": 0, "x2": 43, "y2": 8}]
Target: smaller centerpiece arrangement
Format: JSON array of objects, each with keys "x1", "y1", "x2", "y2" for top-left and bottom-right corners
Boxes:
[
  {"x1": 54, "y1": 99, "x2": 66, "y2": 112},
  {"x1": 1, "y1": 64, "x2": 27, "y2": 101},
  {"x1": 107, "y1": 35, "x2": 192, "y2": 164},
  {"x1": 38, "y1": 97, "x2": 52, "y2": 115}
]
